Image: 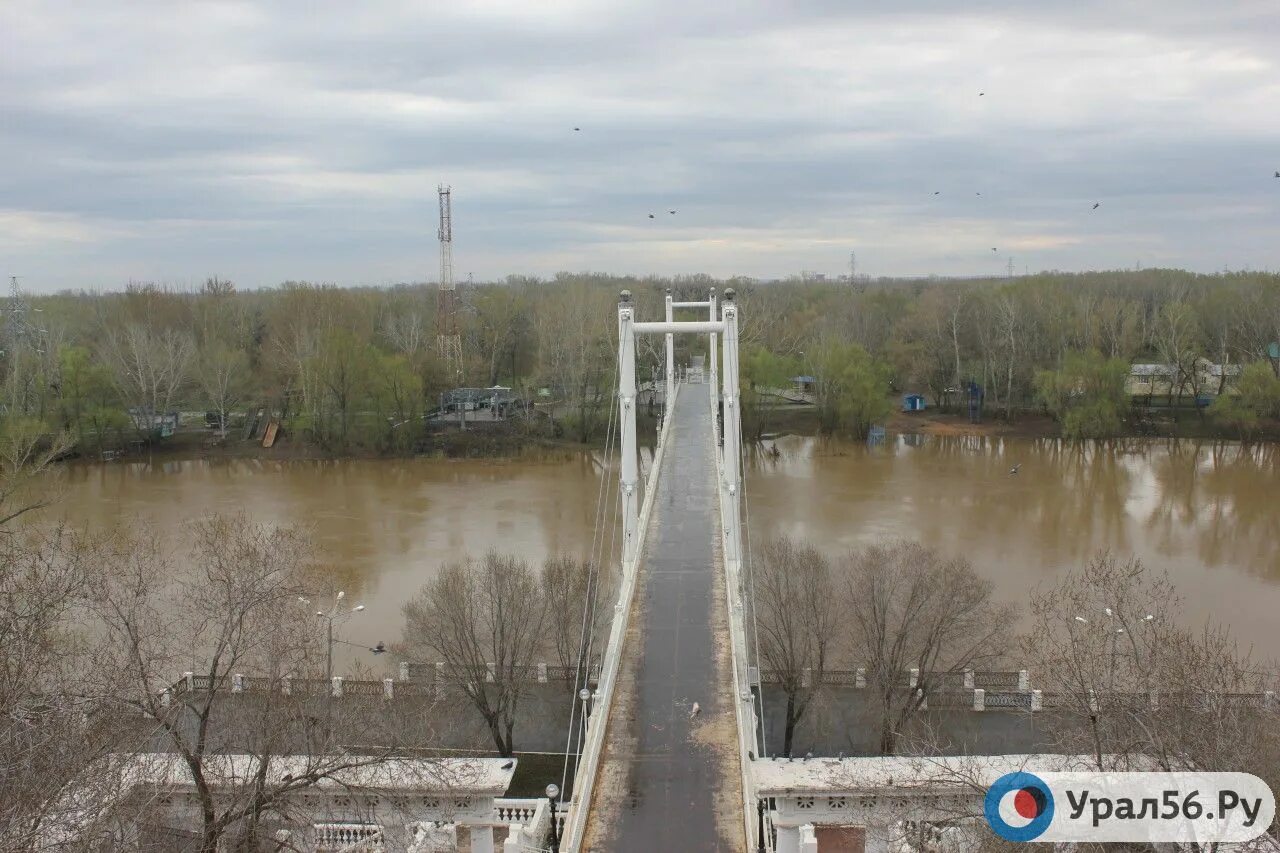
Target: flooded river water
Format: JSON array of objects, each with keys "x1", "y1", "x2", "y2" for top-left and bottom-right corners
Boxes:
[{"x1": 54, "y1": 435, "x2": 1280, "y2": 666}]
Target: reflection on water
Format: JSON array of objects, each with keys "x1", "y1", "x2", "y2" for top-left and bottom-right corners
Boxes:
[
  {"x1": 746, "y1": 435, "x2": 1280, "y2": 657},
  {"x1": 49, "y1": 436, "x2": 1279, "y2": 668}
]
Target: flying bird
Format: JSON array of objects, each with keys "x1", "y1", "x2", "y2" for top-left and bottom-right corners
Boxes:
[
  {"x1": 370, "y1": 641, "x2": 387, "y2": 655},
  {"x1": 1092, "y1": 202, "x2": 1101, "y2": 210},
  {"x1": 573, "y1": 127, "x2": 580, "y2": 131},
  {"x1": 976, "y1": 192, "x2": 982, "y2": 196},
  {"x1": 1274, "y1": 171, "x2": 1279, "y2": 178},
  {"x1": 668, "y1": 209, "x2": 677, "y2": 214},
  {"x1": 1009, "y1": 463, "x2": 1021, "y2": 475},
  {"x1": 979, "y1": 92, "x2": 985, "y2": 96},
  {"x1": 648, "y1": 213, "x2": 655, "y2": 219},
  {"x1": 933, "y1": 191, "x2": 941, "y2": 195},
  {"x1": 991, "y1": 247, "x2": 998, "y2": 253}
]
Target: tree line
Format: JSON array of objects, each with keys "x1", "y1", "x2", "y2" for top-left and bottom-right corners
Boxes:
[{"x1": 3, "y1": 268, "x2": 1280, "y2": 456}]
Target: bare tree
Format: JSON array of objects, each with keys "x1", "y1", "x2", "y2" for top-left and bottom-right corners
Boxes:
[
  {"x1": 1152, "y1": 302, "x2": 1205, "y2": 406},
  {"x1": 542, "y1": 555, "x2": 614, "y2": 693},
  {"x1": 89, "y1": 515, "x2": 411, "y2": 852},
  {"x1": 382, "y1": 309, "x2": 428, "y2": 361},
  {"x1": 0, "y1": 526, "x2": 125, "y2": 852},
  {"x1": 841, "y1": 541, "x2": 1014, "y2": 755},
  {"x1": 753, "y1": 536, "x2": 838, "y2": 756},
  {"x1": 194, "y1": 343, "x2": 250, "y2": 437},
  {"x1": 1023, "y1": 553, "x2": 1280, "y2": 804},
  {"x1": 102, "y1": 324, "x2": 194, "y2": 438},
  {"x1": 533, "y1": 281, "x2": 614, "y2": 442},
  {"x1": 402, "y1": 551, "x2": 547, "y2": 756},
  {"x1": 473, "y1": 284, "x2": 526, "y2": 386}
]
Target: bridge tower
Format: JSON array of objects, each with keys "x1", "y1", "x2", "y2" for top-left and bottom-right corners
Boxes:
[
  {"x1": 435, "y1": 185, "x2": 463, "y2": 382},
  {"x1": 612, "y1": 289, "x2": 737, "y2": 567}
]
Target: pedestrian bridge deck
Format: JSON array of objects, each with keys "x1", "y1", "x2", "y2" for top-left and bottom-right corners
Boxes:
[{"x1": 582, "y1": 387, "x2": 745, "y2": 851}]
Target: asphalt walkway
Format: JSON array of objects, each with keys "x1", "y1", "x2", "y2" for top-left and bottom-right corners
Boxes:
[{"x1": 584, "y1": 385, "x2": 744, "y2": 851}]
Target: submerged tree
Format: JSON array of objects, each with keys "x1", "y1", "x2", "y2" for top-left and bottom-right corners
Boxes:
[
  {"x1": 810, "y1": 341, "x2": 892, "y2": 438},
  {"x1": 1034, "y1": 349, "x2": 1130, "y2": 439},
  {"x1": 1210, "y1": 361, "x2": 1280, "y2": 438},
  {"x1": 740, "y1": 347, "x2": 800, "y2": 442}
]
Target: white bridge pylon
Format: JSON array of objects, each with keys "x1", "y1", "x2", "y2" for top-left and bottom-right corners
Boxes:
[{"x1": 616, "y1": 288, "x2": 741, "y2": 565}]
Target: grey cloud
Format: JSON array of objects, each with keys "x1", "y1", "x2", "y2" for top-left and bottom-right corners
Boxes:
[{"x1": 2, "y1": 0, "x2": 1279, "y2": 289}]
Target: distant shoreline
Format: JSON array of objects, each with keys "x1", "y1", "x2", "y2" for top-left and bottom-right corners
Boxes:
[{"x1": 64, "y1": 404, "x2": 1280, "y2": 470}]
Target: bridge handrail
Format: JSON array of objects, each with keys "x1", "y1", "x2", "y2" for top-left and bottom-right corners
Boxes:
[
  {"x1": 714, "y1": 377, "x2": 768, "y2": 852},
  {"x1": 560, "y1": 383, "x2": 680, "y2": 852}
]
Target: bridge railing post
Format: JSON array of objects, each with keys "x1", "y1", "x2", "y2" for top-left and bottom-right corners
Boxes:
[
  {"x1": 709, "y1": 288, "x2": 719, "y2": 428},
  {"x1": 618, "y1": 290, "x2": 639, "y2": 566},
  {"x1": 665, "y1": 289, "x2": 674, "y2": 413},
  {"x1": 720, "y1": 290, "x2": 741, "y2": 565}
]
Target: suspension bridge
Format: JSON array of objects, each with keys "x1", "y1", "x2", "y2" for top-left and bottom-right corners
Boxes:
[{"x1": 558, "y1": 288, "x2": 768, "y2": 852}]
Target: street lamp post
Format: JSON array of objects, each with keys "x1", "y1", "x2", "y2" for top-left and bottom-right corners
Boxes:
[
  {"x1": 298, "y1": 591, "x2": 365, "y2": 745},
  {"x1": 546, "y1": 783, "x2": 561, "y2": 851}
]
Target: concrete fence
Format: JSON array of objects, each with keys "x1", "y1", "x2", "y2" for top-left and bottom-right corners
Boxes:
[
  {"x1": 758, "y1": 668, "x2": 1029, "y2": 690},
  {"x1": 399, "y1": 660, "x2": 602, "y2": 684},
  {"x1": 926, "y1": 688, "x2": 1274, "y2": 713},
  {"x1": 165, "y1": 660, "x2": 604, "y2": 704}
]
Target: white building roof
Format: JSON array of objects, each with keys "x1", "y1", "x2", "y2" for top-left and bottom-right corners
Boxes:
[
  {"x1": 122, "y1": 754, "x2": 517, "y2": 794},
  {"x1": 41, "y1": 755, "x2": 518, "y2": 848},
  {"x1": 753, "y1": 754, "x2": 1154, "y2": 795},
  {"x1": 1129, "y1": 364, "x2": 1176, "y2": 376}
]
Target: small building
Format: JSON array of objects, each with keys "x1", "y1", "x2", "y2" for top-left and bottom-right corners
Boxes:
[
  {"x1": 1126, "y1": 363, "x2": 1178, "y2": 397},
  {"x1": 1127, "y1": 360, "x2": 1241, "y2": 400},
  {"x1": 437, "y1": 386, "x2": 523, "y2": 421},
  {"x1": 901, "y1": 393, "x2": 927, "y2": 413},
  {"x1": 791, "y1": 375, "x2": 816, "y2": 394},
  {"x1": 1199, "y1": 360, "x2": 1242, "y2": 394},
  {"x1": 127, "y1": 408, "x2": 179, "y2": 439}
]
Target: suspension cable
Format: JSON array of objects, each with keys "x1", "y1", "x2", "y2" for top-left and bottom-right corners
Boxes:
[
  {"x1": 560, "y1": 343, "x2": 621, "y2": 798},
  {"x1": 740, "y1": 401, "x2": 768, "y2": 759}
]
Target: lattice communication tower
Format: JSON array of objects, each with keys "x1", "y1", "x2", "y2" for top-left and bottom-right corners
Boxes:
[{"x1": 435, "y1": 185, "x2": 463, "y2": 381}]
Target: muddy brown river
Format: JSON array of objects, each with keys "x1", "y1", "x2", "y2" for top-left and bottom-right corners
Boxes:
[{"x1": 55, "y1": 436, "x2": 1280, "y2": 667}]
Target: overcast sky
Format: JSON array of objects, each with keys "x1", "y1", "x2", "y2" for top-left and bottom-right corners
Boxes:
[{"x1": 3, "y1": 1, "x2": 1279, "y2": 292}]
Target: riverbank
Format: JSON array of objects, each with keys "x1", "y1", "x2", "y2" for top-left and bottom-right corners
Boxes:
[
  {"x1": 67, "y1": 411, "x2": 666, "y2": 466},
  {"x1": 64, "y1": 403, "x2": 1280, "y2": 468},
  {"x1": 754, "y1": 403, "x2": 1280, "y2": 443}
]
